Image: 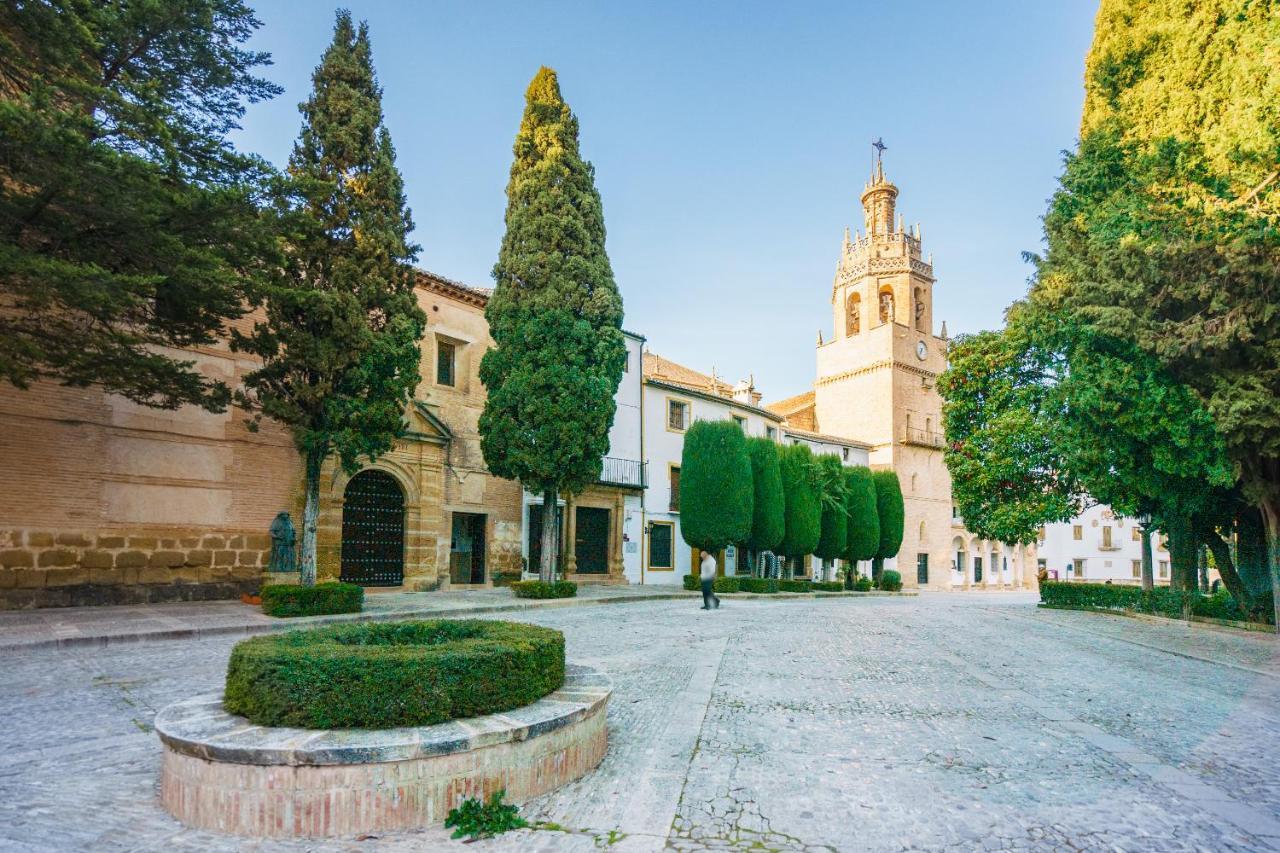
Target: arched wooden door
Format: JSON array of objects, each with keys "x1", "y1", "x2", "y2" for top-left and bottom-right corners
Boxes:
[{"x1": 340, "y1": 470, "x2": 404, "y2": 586}]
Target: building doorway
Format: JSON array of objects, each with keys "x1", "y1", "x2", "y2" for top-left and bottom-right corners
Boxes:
[
  {"x1": 691, "y1": 547, "x2": 725, "y2": 577},
  {"x1": 340, "y1": 470, "x2": 404, "y2": 586},
  {"x1": 574, "y1": 507, "x2": 610, "y2": 574},
  {"x1": 916, "y1": 553, "x2": 928, "y2": 586},
  {"x1": 450, "y1": 512, "x2": 486, "y2": 585},
  {"x1": 973, "y1": 556, "x2": 983, "y2": 583}
]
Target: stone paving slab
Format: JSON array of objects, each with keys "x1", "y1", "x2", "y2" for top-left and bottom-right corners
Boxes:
[{"x1": 0, "y1": 594, "x2": 1276, "y2": 851}]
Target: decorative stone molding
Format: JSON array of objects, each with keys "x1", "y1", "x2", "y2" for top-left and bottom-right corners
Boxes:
[{"x1": 156, "y1": 664, "x2": 611, "y2": 838}]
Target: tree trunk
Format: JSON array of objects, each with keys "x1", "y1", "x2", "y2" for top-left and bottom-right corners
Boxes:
[
  {"x1": 1197, "y1": 546, "x2": 1209, "y2": 593},
  {"x1": 1201, "y1": 526, "x2": 1249, "y2": 609},
  {"x1": 872, "y1": 557, "x2": 884, "y2": 584},
  {"x1": 1164, "y1": 514, "x2": 1198, "y2": 592},
  {"x1": 1236, "y1": 505, "x2": 1271, "y2": 597},
  {"x1": 300, "y1": 448, "x2": 323, "y2": 587},
  {"x1": 540, "y1": 489, "x2": 558, "y2": 583},
  {"x1": 1259, "y1": 500, "x2": 1280, "y2": 633},
  {"x1": 1140, "y1": 526, "x2": 1154, "y2": 591}
]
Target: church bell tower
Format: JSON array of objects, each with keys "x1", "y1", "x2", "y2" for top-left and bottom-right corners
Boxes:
[{"x1": 812, "y1": 154, "x2": 953, "y2": 589}]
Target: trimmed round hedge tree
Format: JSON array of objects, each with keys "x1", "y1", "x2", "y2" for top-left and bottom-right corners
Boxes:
[{"x1": 223, "y1": 619, "x2": 565, "y2": 729}]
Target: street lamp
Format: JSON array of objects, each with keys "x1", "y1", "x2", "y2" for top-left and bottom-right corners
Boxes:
[{"x1": 1136, "y1": 511, "x2": 1154, "y2": 591}]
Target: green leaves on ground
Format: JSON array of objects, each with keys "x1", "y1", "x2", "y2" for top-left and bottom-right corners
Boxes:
[{"x1": 445, "y1": 790, "x2": 528, "y2": 841}]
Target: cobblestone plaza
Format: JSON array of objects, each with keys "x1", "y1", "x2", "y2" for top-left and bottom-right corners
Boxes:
[{"x1": 1, "y1": 594, "x2": 1277, "y2": 851}]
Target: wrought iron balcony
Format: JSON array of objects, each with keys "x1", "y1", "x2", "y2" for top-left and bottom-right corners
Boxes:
[
  {"x1": 903, "y1": 427, "x2": 945, "y2": 448},
  {"x1": 597, "y1": 456, "x2": 647, "y2": 489}
]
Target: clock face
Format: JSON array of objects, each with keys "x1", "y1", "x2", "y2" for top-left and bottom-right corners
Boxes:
[{"x1": 916, "y1": 340, "x2": 928, "y2": 361}]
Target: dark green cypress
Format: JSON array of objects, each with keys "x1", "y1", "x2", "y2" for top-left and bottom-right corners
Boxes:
[
  {"x1": 778, "y1": 444, "x2": 821, "y2": 562},
  {"x1": 871, "y1": 470, "x2": 905, "y2": 582},
  {"x1": 843, "y1": 466, "x2": 880, "y2": 585},
  {"x1": 233, "y1": 11, "x2": 425, "y2": 585},
  {"x1": 745, "y1": 437, "x2": 785, "y2": 555},
  {"x1": 815, "y1": 455, "x2": 848, "y2": 564},
  {"x1": 479, "y1": 67, "x2": 626, "y2": 581},
  {"x1": 679, "y1": 421, "x2": 753, "y2": 552}
]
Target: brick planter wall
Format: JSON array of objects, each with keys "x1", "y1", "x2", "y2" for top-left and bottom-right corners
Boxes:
[{"x1": 156, "y1": 664, "x2": 611, "y2": 838}]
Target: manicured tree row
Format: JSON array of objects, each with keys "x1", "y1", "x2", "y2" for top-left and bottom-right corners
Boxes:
[
  {"x1": 745, "y1": 436, "x2": 786, "y2": 574},
  {"x1": 814, "y1": 455, "x2": 848, "y2": 578},
  {"x1": 778, "y1": 444, "x2": 821, "y2": 577}
]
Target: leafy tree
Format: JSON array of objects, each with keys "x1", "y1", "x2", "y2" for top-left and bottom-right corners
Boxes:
[
  {"x1": 871, "y1": 470, "x2": 904, "y2": 582},
  {"x1": 777, "y1": 444, "x2": 820, "y2": 568},
  {"x1": 679, "y1": 421, "x2": 753, "y2": 552},
  {"x1": 0, "y1": 0, "x2": 280, "y2": 410},
  {"x1": 842, "y1": 465, "x2": 879, "y2": 586},
  {"x1": 744, "y1": 436, "x2": 785, "y2": 557},
  {"x1": 479, "y1": 67, "x2": 626, "y2": 581},
  {"x1": 814, "y1": 455, "x2": 847, "y2": 568},
  {"x1": 232, "y1": 11, "x2": 424, "y2": 586},
  {"x1": 1039, "y1": 0, "x2": 1279, "y2": 621}
]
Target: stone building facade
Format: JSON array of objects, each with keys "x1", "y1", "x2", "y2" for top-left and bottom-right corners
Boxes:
[
  {"x1": 0, "y1": 271, "x2": 523, "y2": 608},
  {"x1": 768, "y1": 161, "x2": 1036, "y2": 591}
]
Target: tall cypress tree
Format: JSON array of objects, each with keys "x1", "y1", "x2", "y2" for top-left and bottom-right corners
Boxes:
[
  {"x1": 814, "y1": 455, "x2": 848, "y2": 570},
  {"x1": 680, "y1": 421, "x2": 753, "y2": 552},
  {"x1": 480, "y1": 67, "x2": 626, "y2": 581},
  {"x1": 871, "y1": 470, "x2": 905, "y2": 583},
  {"x1": 778, "y1": 444, "x2": 821, "y2": 573},
  {"x1": 233, "y1": 11, "x2": 425, "y2": 586},
  {"x1": 842, "y1": 465, "x2": 879, "y2": 586},
  {"x1": 745, "y1": 437, "x2": 785, "y2": 560}
]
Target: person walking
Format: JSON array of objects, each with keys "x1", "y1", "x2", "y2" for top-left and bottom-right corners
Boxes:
[{"x1": 699, "y1": 550, "x2": 720, "y2": 610}]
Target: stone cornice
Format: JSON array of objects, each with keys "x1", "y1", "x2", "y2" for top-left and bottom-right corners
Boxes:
[{"x1": 816, "y1": 359, "x2": 937, "y2": 386}]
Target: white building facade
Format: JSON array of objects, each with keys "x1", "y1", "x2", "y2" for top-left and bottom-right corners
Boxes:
[{"x1": 1037, "y1": 504, "x2": 1172, "y2": 585}]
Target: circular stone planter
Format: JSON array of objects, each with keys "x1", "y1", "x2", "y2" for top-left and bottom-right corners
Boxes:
[{"x1": 156, "y1": 663, "x2": 610, "y2": 838}]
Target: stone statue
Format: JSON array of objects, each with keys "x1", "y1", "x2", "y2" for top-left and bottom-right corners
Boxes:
[
  {"x1": 846, "y1": 297, "x2": 860, "y2": 335},
  {"x1": 268, "y1": 511, "x2": 297, "y2": 573}
]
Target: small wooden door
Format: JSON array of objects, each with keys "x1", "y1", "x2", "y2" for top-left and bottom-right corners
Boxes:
[
  {"x1": 574, "y1": 507, "x2": 610, "y2": 574},
  {"x1": 691, "y1": 547, "x2": 725, "y2": 577}
]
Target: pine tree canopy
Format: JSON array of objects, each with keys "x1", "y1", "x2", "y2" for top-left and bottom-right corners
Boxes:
[
  {"x1": 233, "y1": 10, "x2": 424, "y2": 472},
  {"x1": 0, "y1": 0, "x2": 282, "y2": 410},
  {"x1": 480, "y1": 67, "x2": 625, "y2": 497}
]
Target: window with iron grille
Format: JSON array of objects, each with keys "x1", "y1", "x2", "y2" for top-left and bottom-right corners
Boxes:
[
  {"x1": 667, "y1": 399, "x2": 689, "y2": 431},
  {"x1": 648, "y1": 522, "x2": 673, "y2": 569},
  {"x1": 668, "y1": 466, "x2": 681, "y2": 512}
]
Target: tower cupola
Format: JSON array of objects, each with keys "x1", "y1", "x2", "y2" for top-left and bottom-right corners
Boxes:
[{"x1": 860, "y1": 161, "x2": 898, "y2": 236}]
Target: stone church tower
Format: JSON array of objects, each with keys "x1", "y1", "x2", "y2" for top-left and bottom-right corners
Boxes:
[{"x1": 811, "y1": 161, "x2": 957, "y2": 589}]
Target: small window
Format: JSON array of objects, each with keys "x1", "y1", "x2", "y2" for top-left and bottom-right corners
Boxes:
[
  {"x1": 842, "y1": 447, "x2": 850, "y2": 461},
  {"x1": 1131, "y1": 560, "x2": 1141, "y2": 578},
  {"x1": 623, "y1": 350, "x2": 630, "y2": 373},
  {"x1": 648, "y1": 522, "x2": 673, "y2": 569},
  {"x1": 1132, "y1": 527, "x2": 1141, "y2": 541},
  {"x1": 1037, "y1": 527, "x2": 1046, "y2": 542},
  {"x1": 668, "y1": 466, "x2": 681, "y2": 512},
  {"x1": 1072, "y1": 525, "x2": 1083, "y2": 541},
  {"x1": 766, "y1": 426, "x2": 777, "y2": 440},
  {"x1": 1072, "y1": 558, "x2": 1085, "y2": 577},
  {"x1": 731, "y1": 414, "x2": 746, "y2": 429},
  {"x1": 1102, "y1": 526, "x2": 1112, "y2": 548},
  {"x1": 667, "y1": 399, "x2": 689, "y2": 431},
  {"x1": 436, "y1": 340, "x2": 456, "y2": 387},
  {"x1": 1158, "y1": 560, "x2": 1169, "y2": 579}
]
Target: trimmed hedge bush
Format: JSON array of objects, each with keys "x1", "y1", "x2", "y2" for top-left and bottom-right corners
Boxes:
[
  {"x1": 778, "y1": 579, "x2": 812, "y2": 593},
  {"x1": 853, "y1": 576, "x2": 873, "y2": 591},
  {"x1": 1041, "y1": 581, "x2": 1274, "y2": 625},
  {"x1": 682, "y1": 575, "x2": 740, "y2": 593},
  {"x1": 738, "y1": 577, "x2": 779, "y2": 594},
  {"x1": 224, "y1": 619, "x2": 565, "y2": 729},
  {"x1": 877, "y1": 570, "x2": 903, "y2": 592},
  {"x1": 511, "y1": 580, "x2": 577, "y2": 599},
  {"x1": 811, "y1": 581, "x2": 844, "y2": 592},
  {"x1": 260, "y1": 582, "x2": 363, "y2": 618}
]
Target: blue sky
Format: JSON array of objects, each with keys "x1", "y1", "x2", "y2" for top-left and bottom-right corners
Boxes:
[{"x1": 231, "y1": 0, "x2": 1097, "y2": 399}]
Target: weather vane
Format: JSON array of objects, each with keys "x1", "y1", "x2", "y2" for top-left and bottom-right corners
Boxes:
[{"x1": 872, "y1": 137, "x2": 887, "y2": 163}]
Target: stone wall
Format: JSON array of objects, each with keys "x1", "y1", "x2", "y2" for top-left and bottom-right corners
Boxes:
[{"x1": 0, "y1": 527, "x2": 266, "y2": 608}]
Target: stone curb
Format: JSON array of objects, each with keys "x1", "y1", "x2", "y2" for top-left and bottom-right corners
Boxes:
[
  {"x1": 4, "y1": 588, "x2": 915, "y2": 653},
  {"x1": 1038, "y1": 603, "x2": 1276, "y2": 635}
]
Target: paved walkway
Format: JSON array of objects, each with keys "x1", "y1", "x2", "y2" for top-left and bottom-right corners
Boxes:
[{"x1": 1, "y1": 593, "x2": 1277, "y2": 851}]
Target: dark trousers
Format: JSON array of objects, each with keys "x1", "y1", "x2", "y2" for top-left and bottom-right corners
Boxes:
[{"x1": 701, "y1": 578, "x2": 719, "y2": 609}]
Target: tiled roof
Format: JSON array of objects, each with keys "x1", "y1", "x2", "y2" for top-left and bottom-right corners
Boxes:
[
  {"x1": 642, "y1": 352, "x2": 728, "y2": 394},
  {"x1": 414, "y1": 269, "x2": 492, "y2": 305},
  {"x1": 783, "y1": 425, "x2": 871, "y2": 450},
  {"x1": 765, "y1": 389, "x2": 815, "y2": 417}
]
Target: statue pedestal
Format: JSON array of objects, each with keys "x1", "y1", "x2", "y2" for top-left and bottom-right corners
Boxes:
[{"x1": 261, "y1": 570, "x2": 301, "y2": 587}]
